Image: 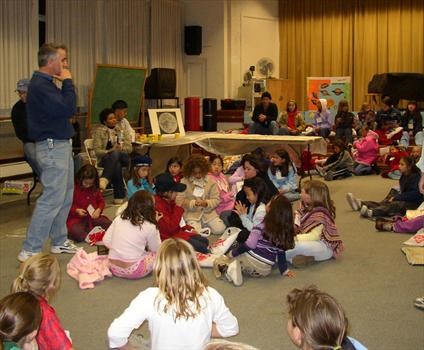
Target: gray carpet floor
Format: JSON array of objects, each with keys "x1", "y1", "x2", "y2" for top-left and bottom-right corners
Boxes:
[{"x1": 0, "y1": 174, "x2": 423, "y2": 349}]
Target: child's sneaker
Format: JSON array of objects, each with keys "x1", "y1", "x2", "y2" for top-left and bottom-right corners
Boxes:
[
  {"x1": 225, "y1": 260, "x2": 243, "y2": 286},
  {"x1": 196, "y1": 252, "x2": 218, "y2": 268},
  {"x1": 50, "y1": 239, "x2": 78, "y2": 254},
  {"x1": 414, "y1": 296, "x2": 424, "y2": 310},
  {"x1": 292, "y1": 255, "x2": 315, "y2": 268},
  {"x1": 360, "y1": 205, "x2": 373, "y2": 218},
  {"x1": 17, "y1": 250, "x2": 41, "y2": 263},
  {"x1": 210, "y1": 230, "x2": 240, "y2": 256},
  {"x1": 316, "y1": 165, "x2": 326, "y2": 177},
  {"x1": 346, "y1": 193, "x2": 361, "y2": 211}
]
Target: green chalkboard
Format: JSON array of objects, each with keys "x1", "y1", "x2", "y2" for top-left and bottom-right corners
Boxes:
[{"x1": 89, "y1": 64, "x2": 147, "y2": 126}]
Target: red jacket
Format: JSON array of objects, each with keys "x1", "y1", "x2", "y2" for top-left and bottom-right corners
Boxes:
[
  {"x1": 66, "y1": 183, "x2": 106, "y2": 231},
  {"x1": 381, "y1": 150, "x2": 409, "y2": 177},
  {"x1": 154, "y1": 195, "x2": 196, "y2": 241}
]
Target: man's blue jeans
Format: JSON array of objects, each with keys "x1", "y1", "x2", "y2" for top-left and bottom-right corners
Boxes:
[
  {"x1": 23, "y1": 139, "x2": 74, "y2": 252},
  {"x1": 24, "y1": 142, "x2": 41, "y2": 177}
]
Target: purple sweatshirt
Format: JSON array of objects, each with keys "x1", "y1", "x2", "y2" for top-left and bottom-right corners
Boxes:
[{"x1": 230, "y1": 224, "x2": 288, "y2": 274}]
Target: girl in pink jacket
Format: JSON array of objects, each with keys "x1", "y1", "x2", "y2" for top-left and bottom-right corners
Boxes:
[{"x1": 352, "y1": 127, "x2": 379, "y2": 176}]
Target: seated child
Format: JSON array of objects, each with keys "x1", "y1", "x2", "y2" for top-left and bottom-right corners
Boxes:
[
  {"x1": 286, "y1": 285, "x2": 367, "y2": 350},
  {"x1": 12, "y1": 254, "x2": 74, "y2": 350},
  {"x1": 166, "y1": 156, "x2": 183, "y2": 182},
  {"x1": 127, "y1": 154, "x2": 154, "y2": 198},
  {"x1": 103, "y1": 190, "x2": 161, "y2": 279},
  {"x1": 208, "y1": 155, "x2": 235, "y2": 225},
  {"x1": 352, "y1": 126, "x2": 379, "y2": 176},
  {"x1": 233, "y1": 177, "x2": 268, "y2": 232},
  {"x1": 267, "y1": 148, "x2": 300, "y2": 201},
  {"x1": 400, "y1": 101, "x2": 423, "y2": 147},
  {"x1": 276, "y1": 100, "x2": 305, "y2": 135},
  {"x1": 0, "y1": 292, "x2": 41, "y2": 350},
  {"x1": 287, "y1": 180, "x2": 344, "y2": 267},
  {"x1": 316, "y1": 139, "x2": 354, "y2": 181},
  {"x1": 375, "y1": 121, "x2": 403, "y2": 146},
  {"x1": 155, "y1": 172, "x2": 210, "y2": 254},
  {"x1": 112, "y1": 99, "x2": 135, "y2": 142},
  {"x1": 311, "y1": 98, "x2": 332, "y2": 138},
  {"x1": 214, "y1": 194, "x2": 296, "y2": 286},
  {"x1": 381, "y1": 145, "x2": 409, "y2": 180},
  {"x1": 347, "y1": 156, "x2": 423, "y2": 218},
  {"x1": 108, "y1": 239, "x2": 239, "y2": 350},
  {"x1": 67, "y1": 164, "x2": 111, "y2": 242},
  {"x1": 177, "y1": 155, "x2": 226, "y2": 235},
  {"x1": 334, "y1": 99, "x2": 355, "y2": 145},
  {"x1": 355, "y1": 102, "x2": 376, "y2": 134},
  {"x1": 376, "y1": 214, "x2": 424, "y2": 233},
  {"x1": 410, "y1": 146, "x2": 422, "y2": 164}
]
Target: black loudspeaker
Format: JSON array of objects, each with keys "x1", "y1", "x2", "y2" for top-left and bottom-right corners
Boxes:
[
  {"x1": 144, "y1": 68, "x2": 176, "y2": 99},
  {"x1": 202, "y1": 98, "x2": 217, "y2": 131},
  {"x1": 184, "y1": 26, "x2": 202, "y2": 55}
]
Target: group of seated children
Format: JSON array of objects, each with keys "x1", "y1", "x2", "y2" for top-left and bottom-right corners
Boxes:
[
  {"x1": 248, "y1": 92, "x2": 422, "y2": 152},
  {"x1": 0, "y1": 247, "x2": 366, "y2": 350}
]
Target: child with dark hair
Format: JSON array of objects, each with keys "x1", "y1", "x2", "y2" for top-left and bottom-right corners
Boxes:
[
  {"x1": 165, "y1": 156, "x2": 183, "y2": 182},
  {"x1": 400, "y1": 101, "x2": 423, "y2": 147},
  {"x1": 209, "y1": 155, "x2": 235, "y2": 224},
  {"x1": 177, "y1": 155, "x2": 226, "y2": 235},
  {"x1": 287, "y1": 180, "x2": 344, "y2": 267},
  {"x1": 214, "y1": 194, "x2": 296, "y2": 286},
  {"x1": 316, "y1": 139, "x2": 354, "y2": 181},
  {"x1": 66, "y1": 164, "x2": 111, "y2": 242},
  {"x1": 347, "y1": 156, "x2": 423, "y2": 218},
  {"x1": 233, "y1": 177, "x2": 268, "y2": 232},
  {"x1": 127, "y1": 155, "x2": 154, "y2": 198},
  {"x1": 227, "y1": 153, "x2": 277, "y2": 230},
  {"x1": 277, "y1": 100, "x2": 305, "y2": 135},
  {"x1": 112, "y1": 99, "x2": 135, "y2": 142},
  {"x1": 376, "y1": 96, "x2": 402, "y2": 129},
  {"x1": 267, "y1": 148, "x2": 300, "y2": 201},
  {"x1": 93, "y1": 108, "x2": 131, "y2": 204},
  {"x1": 0, "y1": 292, "x2": 41, "y2": 350},
  {"x1": 335, "y1": 99, "x2": 354, "y2": 144},
  {"x1": 103, "y1": 190, "x2": 161, "y2": 279},
  {"x1": 154, "y1": 172, "x2": 210, "y2": 253}
]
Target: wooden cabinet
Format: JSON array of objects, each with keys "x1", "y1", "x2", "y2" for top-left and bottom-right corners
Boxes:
[{"x1": 266, "y1": 78, "x2": 295, "y2": 113}]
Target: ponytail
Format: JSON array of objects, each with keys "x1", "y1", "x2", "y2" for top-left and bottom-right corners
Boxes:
[{"x1": 11, "y1": 254, "x2": 61, "y2": 300}]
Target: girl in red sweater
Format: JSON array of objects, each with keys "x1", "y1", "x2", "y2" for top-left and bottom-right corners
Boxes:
[{"x1": 67, "y1": 164, "x2": 111, "y2": 242}]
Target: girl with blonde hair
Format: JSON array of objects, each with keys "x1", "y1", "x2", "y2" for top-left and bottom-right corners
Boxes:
[
  {"x1": 286, "y1": 180, "x2": 343, "y2": 267},
  {"x1": 0, "y1": 292, "x2": 41, "y2": 350},
  {"x1": 108, "y1": 239, "x2": 239, "y2": 350},
  {"x1": 11, "y1": 254, "x2": 74, "y2": 350},
  {"x1": 286, "y1": 285, "x2": 367, "y2": 350}
]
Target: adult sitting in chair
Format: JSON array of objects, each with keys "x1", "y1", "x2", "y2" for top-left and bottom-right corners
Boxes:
[
  {"x1": 248, "y1": 91, "x2": 279, "y2": 135},
  {"x1": 11, "y1": 79, "x2": 41, "y2": 177},
  {"x1": 93, "y1": 108, "x2": 131, "y2": 204}
]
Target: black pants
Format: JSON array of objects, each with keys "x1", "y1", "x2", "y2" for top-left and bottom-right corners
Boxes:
[
  {"x1": 188, "y1": 235, "x2": 210, "y2": 254},
  {"x1": 100, "y1": 150, "x2": 130, "y2": 199}
]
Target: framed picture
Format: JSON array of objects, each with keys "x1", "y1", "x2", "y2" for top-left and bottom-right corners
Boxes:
[{"x1": 148, "y1": 108, "x2": 185, "y2": 137}]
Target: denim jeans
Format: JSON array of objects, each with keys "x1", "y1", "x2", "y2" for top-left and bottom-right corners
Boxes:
[
  {"x1": 100, "y1": 151, "x2": 130, "y2": 199},
  {"x1": 24, "y1": 142, "x2": 41, "y2": 177},
  {"x1": 248, "y1": 121, "x2": 278, "y2": 135},
  {"x1": 23, "y1": 139, "x2": 74, "y2": 252},
  {"x1": 354, "y1": 163, "x2": 372, "y2": 176}
]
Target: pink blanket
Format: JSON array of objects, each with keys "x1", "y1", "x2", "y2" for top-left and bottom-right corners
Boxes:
[{"x1": 66, "y1": 249, "x2": 112, "y2": 289}]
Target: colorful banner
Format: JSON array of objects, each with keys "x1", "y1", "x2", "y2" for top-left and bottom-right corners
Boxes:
[{"x1": 306, "y1": 76, "x2": 351, "y2": 119}]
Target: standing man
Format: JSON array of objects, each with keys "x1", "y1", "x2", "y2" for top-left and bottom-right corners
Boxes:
[
  {"x1": 18, "y1": 43, "x2": 78, "y2": 262},
  {"x1": 11, "y1": 79, "x2": 41, "y2": 177},
  {"x1": 248, "y1": 91, "x2": 279, "y2": 135}
]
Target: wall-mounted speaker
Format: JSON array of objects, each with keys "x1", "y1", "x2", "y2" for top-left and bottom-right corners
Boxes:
[{"x1": 184, "y1": 26, "x2": 202, "y2": 55}]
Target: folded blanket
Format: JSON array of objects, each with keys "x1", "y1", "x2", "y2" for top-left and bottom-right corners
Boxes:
[{"x1": 67, "y1": 249, "x2": 112, "y2": 289}]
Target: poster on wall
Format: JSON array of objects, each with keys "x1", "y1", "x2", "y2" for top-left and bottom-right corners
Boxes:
[{"x1": 306, "y1": 76, "x2": 351, "y2": 121}]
